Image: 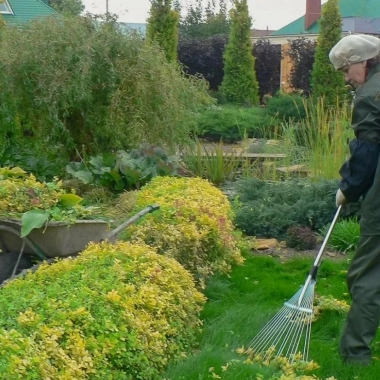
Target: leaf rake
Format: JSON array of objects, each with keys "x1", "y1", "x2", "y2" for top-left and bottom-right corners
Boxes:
[{"x1": 248, "y1": 206, "x2": 342, "y2": 363}]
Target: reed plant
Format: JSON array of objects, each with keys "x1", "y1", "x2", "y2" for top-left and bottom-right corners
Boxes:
[
  {"x1": 284, "y1": 97, "x2": 353, "y2": 180},
  {"x1": 243, "y1": 97, "x2": 352, "y2": 182},
  {"x1": 180, "y1": 139, "x2": 244, "y2": 185}
]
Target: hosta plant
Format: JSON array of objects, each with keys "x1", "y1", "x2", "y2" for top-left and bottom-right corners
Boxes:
[
  {"x1": 0, "y1": 169, "x2": 93, "y2": 236},
  {"x1": 124, "y1": 176, "x2": 244, "y2": 288},
  {"x1": 0, "y1": 241, "x2": 206, "y2": 379},
  {"x1": 66, "y1": 144, "x2": 180, "y2": 192}
]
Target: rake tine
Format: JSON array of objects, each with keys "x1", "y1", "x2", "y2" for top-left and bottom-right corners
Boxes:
[{"x1": 248, "y1": 207, "x2": 342, "y2": 363}]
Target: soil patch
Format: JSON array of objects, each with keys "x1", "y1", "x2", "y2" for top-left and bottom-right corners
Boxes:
[{"x1": 251, "y1": 239, "x2": 349, "y2": 263}]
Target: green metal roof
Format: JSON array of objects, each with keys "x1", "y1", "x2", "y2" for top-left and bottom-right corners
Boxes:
[
  {"x1": 2, "y1": 0, "x2": 58, "y2": 25},
  {"x1": 272, "y1": 0, "x2": 380, "y2": 36}
]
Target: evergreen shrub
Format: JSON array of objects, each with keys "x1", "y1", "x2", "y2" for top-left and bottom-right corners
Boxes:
[
  {"x1": 220, "y1": 0, "x2": 259, "y2": 105},
  {"x1": 233, "y1": 178, "x2": 360, "y2": 238},
  {"x1": 196, "y1": 105, "x2": 278, "y2": 142},
  {"x1": 125, "y1": 176, "x2": 244, "y2": 288},
  {"x1": 265, "y1": 93, "x2": 306, "y2": 122},
  {"x1": 0, "y1": 241, "x2": 206, "y2": 379},
  {"x1": 310, "y1": 0, "x2": 347, "y2": 105}
]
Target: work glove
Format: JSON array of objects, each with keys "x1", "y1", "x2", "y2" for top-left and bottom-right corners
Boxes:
[{"x1": 335, "y1": 189, "x2": 347, "y2": 208}]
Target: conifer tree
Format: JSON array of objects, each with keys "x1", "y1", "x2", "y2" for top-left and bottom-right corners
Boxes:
[
  {"x1": 220, "y1": 0, "x2": 259, "y2": 105},
  {"x1": 311, "y1": 0, "x2": 346, "y2": 105},
  {"x1": 147, "y1": 0, "x2": 179, "y2": 62}
]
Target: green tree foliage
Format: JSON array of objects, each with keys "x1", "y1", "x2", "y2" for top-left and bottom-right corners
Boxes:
[
  {"x1": 0, "y1": 16, "x2": 212, "y2": 160},
  {"x1": 46, "y1": 0, "x2": 84, "y2": 16},
  {"x1": 311, "y1": 0, "x2": 346, "y2": 105},
  {"x1": 147, "y1": 0, "x2": 179, "y2": 62},
  {"x1": 220, "y1": 0, "x2": 259, "y2": 105},
  {"x1": 180, "y1": 0, "x2": 230, "y2": 38}
]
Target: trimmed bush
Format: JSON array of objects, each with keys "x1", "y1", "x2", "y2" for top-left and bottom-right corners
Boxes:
[
  {"x1": 125, "y1": 176, "x2": 244, "y2": 288},
  {"x1": 0, "y1": 241, "x2": 206, "y2": 379}
]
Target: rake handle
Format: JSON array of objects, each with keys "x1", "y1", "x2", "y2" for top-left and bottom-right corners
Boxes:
[
  {"x1": 311, "y1": 204, "x2": 342, "y2": 274},
  {"x1": 297, "y1": 205, "x2": 342, "y2": 306}
]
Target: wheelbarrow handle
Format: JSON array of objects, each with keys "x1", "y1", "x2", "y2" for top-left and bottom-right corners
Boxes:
[{"x1": 105, "y1": 204, "x2": 160, "y2": 241}]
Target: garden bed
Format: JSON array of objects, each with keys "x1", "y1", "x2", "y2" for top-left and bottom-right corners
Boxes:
[{"x1": 252, "y1": 244, "x2": 347, "y2": 263}]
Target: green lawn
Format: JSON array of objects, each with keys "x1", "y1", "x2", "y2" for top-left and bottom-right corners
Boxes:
[{"x1": 163, "y1": 251, "x2": 380, "y2": 379}]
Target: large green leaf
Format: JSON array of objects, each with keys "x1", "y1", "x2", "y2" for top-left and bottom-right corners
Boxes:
[
  {"x1": 0, "y1": 166, "x2": 26, "y2": 179},
  {"x1": 59, "y1": 194, "x2": 83, "y2": 208},
  {"x1": 21, "y1": 210, "x2": 50, "y2": 237},
  {"x1": 65, "y1": 165, "x2": 94, "y2": 184}
]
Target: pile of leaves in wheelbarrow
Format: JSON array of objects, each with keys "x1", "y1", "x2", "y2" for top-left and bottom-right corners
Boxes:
[{"x1": 0, "y1": 167, "x2": 95, "y2": 237}]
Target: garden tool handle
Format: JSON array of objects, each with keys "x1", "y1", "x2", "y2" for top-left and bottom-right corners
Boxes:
[
  {"x1": 311, "y1": 205, "x2": 342, "y2": 273},
  {"x1": 105, "y1": 204, "x2": 160, "y2": 240},
  {"x1": 297, "y1": 205, "x2": 342, "y2": 306}
]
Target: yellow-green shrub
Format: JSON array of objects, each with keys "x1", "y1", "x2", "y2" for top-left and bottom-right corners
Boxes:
[
  {"x1": 125, "y1": 176, "x2": 244, "y2": 287},
  {"x1": 0, "y1": 241, "x2": 206, "y2": 379}
]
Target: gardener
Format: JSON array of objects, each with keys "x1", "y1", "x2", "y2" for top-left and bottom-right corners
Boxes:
[{"x1": 329, "y1": 34, "x2": 380, "y2": 366}]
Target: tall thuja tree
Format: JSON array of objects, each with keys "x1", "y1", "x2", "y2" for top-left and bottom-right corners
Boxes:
[
  {"x1": 311, "y1": 0, "x2": 346, "y2": 105},
  {"x1": 147, "y1": 0, "x2": 179, "y2": 62},
  {"x1": 220, "y1": 0, "x2": 259, "y2": 105}
]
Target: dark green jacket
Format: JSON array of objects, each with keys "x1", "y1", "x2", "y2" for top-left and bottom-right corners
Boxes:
[{"x1": 340, "y1": 64, "x2": 380, "y2": 234}]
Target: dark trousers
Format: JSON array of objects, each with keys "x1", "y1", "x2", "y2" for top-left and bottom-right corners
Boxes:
[{"x1": 340, "y1": 235, "x2": 380, "y2": 364}]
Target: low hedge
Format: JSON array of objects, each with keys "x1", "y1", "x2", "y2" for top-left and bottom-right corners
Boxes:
[
  {"x1": 0, "y1": 241, "x2": 206, "y2": 379},
  {"x1": 195, "y1": 105, "x2": 278, "y2": 142},
  {"x1": 124, "y1": 176, "x2": 244, "y2": 288}
]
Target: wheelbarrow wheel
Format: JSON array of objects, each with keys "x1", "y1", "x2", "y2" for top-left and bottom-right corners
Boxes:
[{"x1": 0, "y1": 252, "x2": 33, "y2": 284}]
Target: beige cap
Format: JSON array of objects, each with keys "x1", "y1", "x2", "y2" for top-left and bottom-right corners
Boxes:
[{"x1": 329, "y1": 34, "x2": 380, "y2": 70}]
